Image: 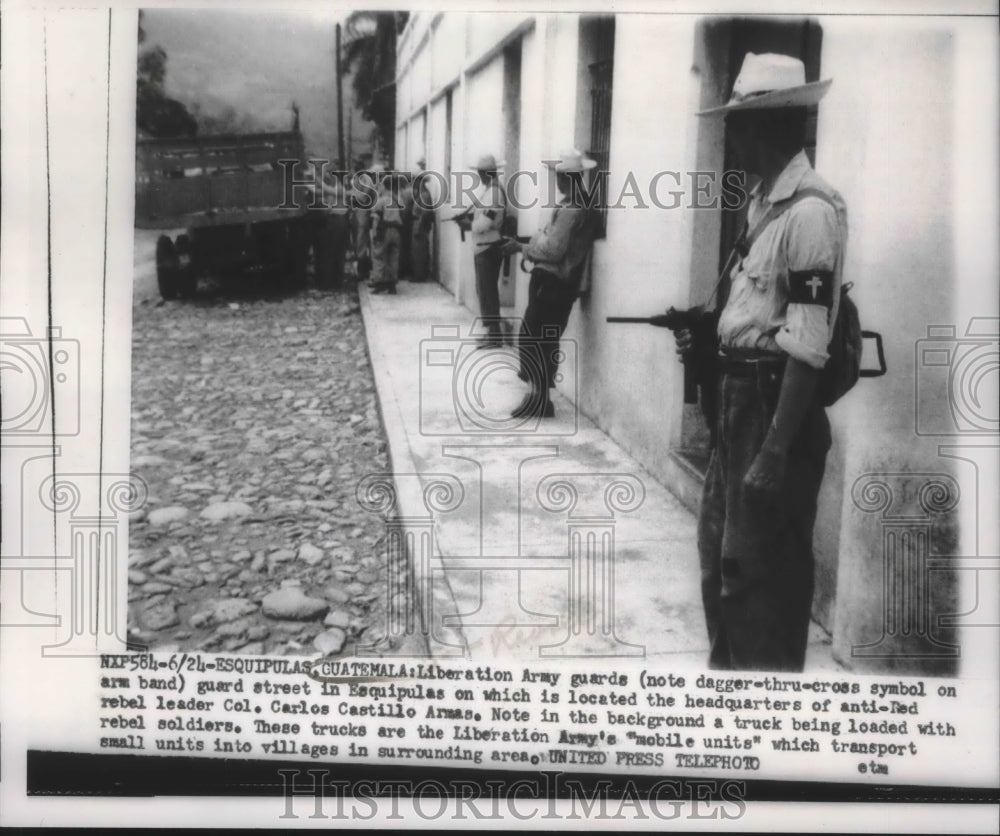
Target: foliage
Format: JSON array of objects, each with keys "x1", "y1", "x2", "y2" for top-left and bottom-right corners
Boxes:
[
  {"x1": 136, "y1": 11, "x2": 198, "y2": 138},
  {"x1": 342, "y1": 11, "x2": 408, "y2": 161}
]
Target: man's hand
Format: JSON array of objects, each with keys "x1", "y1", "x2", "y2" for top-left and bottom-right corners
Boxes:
[
  {"x1": 501, "y1": 237, "x2": 522, "y2": 257},
  {"x1": 743, "y1": 444, "x2": 787, "y2": 499},
  {"x1": 675, "y1": 328, "x2": 695, "y2": 363}
]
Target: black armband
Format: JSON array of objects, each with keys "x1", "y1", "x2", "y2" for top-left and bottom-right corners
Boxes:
[{"x1": 787, "y1": 269, "x2": 834, "y2": 307}]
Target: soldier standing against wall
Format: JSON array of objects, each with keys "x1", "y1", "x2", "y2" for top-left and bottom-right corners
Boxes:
[
  {"x1": 410, "y1": 158, "x2": 434, "y2": 282},
  {"x1": 312, "y1": 166, "x2": 348, "y2": 288},
  {"x1": 348, "y1": 170, "x2": 373, "y2": 283},
  {"x1": 369, "y1": 168, "x2": 403, "y2": 294},
  {"x1": 678, "y1": 53, "x2": 846, "y2": 672},
  {"x1": 504, "y1": 150, "x2": 597, "y2": 419},
  {"x1": 456, "y1": 154, "x2": 507, "y2": 347},
  {"x1": 398, "y1": 170, "x2": 415, "y2": 280}
]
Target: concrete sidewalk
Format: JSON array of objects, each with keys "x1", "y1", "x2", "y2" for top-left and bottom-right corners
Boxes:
[{"x1": 359, "y1": 279, "x2": 838, "y2": 670}]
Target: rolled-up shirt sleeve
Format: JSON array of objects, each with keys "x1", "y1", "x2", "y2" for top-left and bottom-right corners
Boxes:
[
  {"x1": 471, "y1": 207, "x2": 501, "y2": 235},
  {"x1": 774, "y1": 199, "x2": 841, "y2": 369},
  {"x1": 526, "y1": 207, "x2": 578, "y2": 264},
  {"x1": 470, "y1": 186, "x2": 504, "y2": 235}
]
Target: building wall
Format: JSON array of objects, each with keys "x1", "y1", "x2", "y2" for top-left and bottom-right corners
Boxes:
[
  {"x1": 395, "y1": 12, "x2": 992, "y2": 675},
  {"x1": 819, "y1": 18, "x2": 984, "y2": 675},
  {"x1": 564, "y1": 15, "x2": 696, "y2": 486}
]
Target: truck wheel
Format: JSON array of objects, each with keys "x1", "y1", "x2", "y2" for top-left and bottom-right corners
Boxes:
[
  {"x1": 156, "y1": 235, "x2": 179, "y2": 300},
  {"x1": 174, "y1": 234, "x2": 197, "y2": 298},
  {"x1": 287, "y1": 222, "x2": 309, "y2": 290}
]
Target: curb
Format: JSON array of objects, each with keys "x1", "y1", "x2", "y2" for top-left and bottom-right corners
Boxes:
[{"x1": 356, "y1": 283, "x2": 469, "y2": 658}]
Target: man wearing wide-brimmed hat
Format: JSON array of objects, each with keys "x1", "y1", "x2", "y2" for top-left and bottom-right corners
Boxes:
[
  {"x1": 369, "y1": 163, "x2": 403, "y2": 294},
  {"x1": 504, "y1": 149, "x2": 598, "y2": 419},
  {"x1": 455, "y1": 153, "x2": 508, "y2": 346},
  {"x1": 410, "y1": 157, "x2": 434, "y2": 282},
  {"x1": 310, "y1": 163, "x2": 349, "y2": 289},
  {"x1": 679, "y1": 52, "x2": 847, "y2": 672}
]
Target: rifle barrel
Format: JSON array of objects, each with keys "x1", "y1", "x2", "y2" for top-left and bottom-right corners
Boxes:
[{"x1": 606, "y1": 317, "x2": 653, "y2": 323}]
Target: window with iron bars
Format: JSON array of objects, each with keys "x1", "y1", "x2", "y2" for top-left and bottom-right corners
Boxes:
[{"x1": 587, "y1": 18, "x2": 615, "y2": 238}]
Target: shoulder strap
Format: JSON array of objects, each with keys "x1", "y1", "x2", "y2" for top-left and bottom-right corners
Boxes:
[
  {"x1": 705, "y1": 187, "x2": 836, "y2": 309},
  {"x1": 745, "y1": 187, "x2": 835, "y2": 250},
  {"x1": 498, "y1": 180, "x2": 509, "y2": 226}
]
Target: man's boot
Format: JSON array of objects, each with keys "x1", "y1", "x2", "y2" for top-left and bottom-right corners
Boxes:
[{"x1": 511, "y1": 389, "x2": 554, "y2": 419}]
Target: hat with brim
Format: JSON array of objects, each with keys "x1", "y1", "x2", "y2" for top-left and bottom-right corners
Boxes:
[
  {"x1": 471, "y1": 153, "x2": 504, "y2": 172},
  {"x1": 546, "y1": 149, "x2": 598, "y2": 173},
  {"x1": 697, "y1": 52, "x2": 831, "y2": 116}
]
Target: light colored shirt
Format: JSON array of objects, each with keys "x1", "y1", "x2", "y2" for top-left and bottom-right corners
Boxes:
[
  {"x1": 717, "y1": 150, "x2": 847, "y2": 369},
  {"x1": 526, "y1": 202, "x2": 595, "y2": 287},
  {"x1": 373, "y1": 187, "x2": 403, "y2": 226},
  {"x1": 316, "y1": 179, "x2": 349, "y2": 215},
  {"x1": 470, "y1": 181, "x2": 505, "y2": 244}
]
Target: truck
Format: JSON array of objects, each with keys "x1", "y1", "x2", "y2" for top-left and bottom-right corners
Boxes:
[{"x1": 135, "y1": 125, "x2": 313, "y2": 299}]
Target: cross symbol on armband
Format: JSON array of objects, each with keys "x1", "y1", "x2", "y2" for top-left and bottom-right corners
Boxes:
[{"x1": 806, "y1": 275, "x2": 824, "y2": 299}]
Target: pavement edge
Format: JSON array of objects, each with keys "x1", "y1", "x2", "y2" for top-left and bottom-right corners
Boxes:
[{"x1": 356, "y1": 284, "x2": 469, "y2": 658}]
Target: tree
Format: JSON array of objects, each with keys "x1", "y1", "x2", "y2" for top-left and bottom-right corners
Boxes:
[
  {"x1": 136, "y1": 11, "x2": 197, "y2": 138},
  {"x1": 342, "y1": 11, "x2": 408, "y2": 163}
]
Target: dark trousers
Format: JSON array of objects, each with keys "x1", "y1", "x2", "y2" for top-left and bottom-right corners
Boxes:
[
  {"x1": 697, "y1": 365, "x2": 831, "y2": 672},
  {"x1": 400, "y1": 216, "x2": 413, "y2": 278},
  {"x1": 370, "y1": 226, "x2": 400, "y2": 288},
  {"x1": 474, "y1": 247, "x2": 503, "y2": 338},
  {"x1": 411, "y1": 227, "x2": 431, "y2": 282},
  {"x1": 315, "y1": 213, "x2": 347, "y2": 288},
  {"x1": 518, "y1": 268, "x2": 577, "y2": 391}
]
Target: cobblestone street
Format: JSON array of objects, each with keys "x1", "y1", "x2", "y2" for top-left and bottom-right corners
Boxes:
[{"x1": 128, "y1": 260, "x2": 421, "y2": 658}]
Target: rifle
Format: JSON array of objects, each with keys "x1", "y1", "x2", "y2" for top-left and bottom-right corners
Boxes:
[
  {"x1": 444, "y1": 210, "x2": 472, "y2": 242},
  {"x1": 495, "y1": 235, "x2": 532, "y2": 277},
  {"x1": 606, "y1": 307, "x2": 719, "y2": 405}
]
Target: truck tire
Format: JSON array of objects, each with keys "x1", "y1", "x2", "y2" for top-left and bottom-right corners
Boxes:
[
  {"x1": 287, "y1": 221, "x2": 309, "y2": 290},
  {"x1": 174, "y1": 234, "x2": 197, "y2": 298},
  {"x1": 156, "y1": 235, "x2": 180, "y2": 300}
]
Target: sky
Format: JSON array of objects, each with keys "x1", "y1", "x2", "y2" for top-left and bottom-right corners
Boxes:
[{"x1": 141, "y1": 7, "x2": 371, "y2": 162}]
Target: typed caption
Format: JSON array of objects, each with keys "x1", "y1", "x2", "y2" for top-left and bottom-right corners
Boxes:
[{"x1": 94, "y1": 654, "x2": 988, "y2": 785}]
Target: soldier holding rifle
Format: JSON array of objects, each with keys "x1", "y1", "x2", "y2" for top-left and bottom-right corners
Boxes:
[
  {"x1": 690, "y1": 54, "x2": 846, "y2": 672},
  {"x1": 452, "y1": 154, "x2": 508, "y2": 348},
  {"x1": 503, "y1": 150, "x2": 598, "y2": 420},
  {"x1": 410, "y1": 158, "x2": 434, "y2": 282},
  {"x1": 614, "y1": 54, "x2": 847, "y2": 672},
  {"x1": 369, "y1": 166, "x2": 403, "y2": 295}
]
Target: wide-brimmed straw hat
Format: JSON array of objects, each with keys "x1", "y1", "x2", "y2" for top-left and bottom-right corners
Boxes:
[
  {"x1": 471, "y1": 153, "x2": 504, "y2": 172},
  {"x1": 697, "y1": 52, "x2": 832, "y2": 116},
  {"x1": 546, "y1": 149, "x2": 597, "y2": 173}
]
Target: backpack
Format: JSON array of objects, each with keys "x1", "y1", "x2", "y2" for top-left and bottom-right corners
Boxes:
[
  {"x1": 744, "y1": 187, "x2": 885, "y2": 406},
  {"x1": 821, "y1": 282, "x2": 863, "y2": 405}
]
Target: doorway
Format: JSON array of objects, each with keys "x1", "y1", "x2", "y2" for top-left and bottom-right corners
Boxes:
[{"x1": 500, "y1": 39, "x2": 522, "y2": 308}]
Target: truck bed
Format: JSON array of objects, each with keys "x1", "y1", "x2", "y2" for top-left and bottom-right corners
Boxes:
[{"x1": 135, "y1": 131, "x2": 309, "y2": 230}]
